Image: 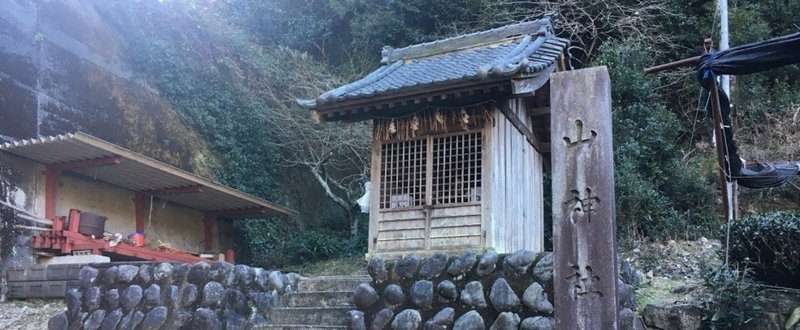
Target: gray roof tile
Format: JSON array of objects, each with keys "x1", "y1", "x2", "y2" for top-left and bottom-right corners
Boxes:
[{"x1": 299, "y1": 18, "x2": 569, "y2": 109}]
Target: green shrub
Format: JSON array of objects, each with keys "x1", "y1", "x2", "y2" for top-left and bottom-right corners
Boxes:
[
  {"x1": 728, "y1": 211, "x2": 800, "y2": 287},
  {"x1": 234, "y1": 218, "x2": 365, "y2": 269},
  {"x1": 702, "y1": 265, "x2": 764, "y2": 329},
  {"x1": 594, "y1": 41, "x2": 718, "y2": 243}
]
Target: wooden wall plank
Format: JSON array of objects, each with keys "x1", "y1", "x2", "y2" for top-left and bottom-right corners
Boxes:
[
  {"x1": 378, "y1": 219, "x2": 426, "y2": 230},
  {"x1": 429, "y1": 205, "x2": 481, "y2": 217},
  {"x1": 369, "y1": 131, "x2": 382, "y2": 255},
  {"x1": 376, "y1": 239, "x2": 425, "y2": 251},
  {"x1": 482, "y1": 122, "x2": 493, "y2": 249},
  {"x1": 496, "y1": 109, "x2": 508, "y2": 253},
  {"x1": 380, "y1": 209, "x2": 426, "y2": 221},
  {"x1": 486, "y1": 98, "x2": 547, "y2": 254},
  {"x1": 431, "y1": 218, "x2": 481, "y2": 228},
  {"x1": 378, "y1": 228, "x2": 426, "y2": 239},
  {"x1": 430, "y1": 224, "x2": 481, "y2": 236},
  {"x1": 430, "y1": 236, "x2": 482, "y2": 248}
]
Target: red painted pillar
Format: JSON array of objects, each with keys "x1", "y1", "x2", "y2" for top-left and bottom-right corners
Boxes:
[
  {"x1": 225, "y1": 249, "x2": 235, "y2": 264},
  {"x1": 68, "y1": 209, "x2": 81, "y2": 232},
  {"x1": 203, "y1": 214, "x2": 213, "y2": 252},
  {"x1": 44, "y1": 167, "x2": 61, "y2": 220}
]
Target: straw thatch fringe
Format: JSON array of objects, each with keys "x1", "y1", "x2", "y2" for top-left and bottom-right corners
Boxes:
[{"x1": 374, "y1": 104, "x2": 493, "y2": 142}]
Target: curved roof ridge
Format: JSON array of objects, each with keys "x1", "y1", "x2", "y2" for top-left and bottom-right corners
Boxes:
[{"x1": 298, "y1": 16, "x2": 569, "y2": 115}]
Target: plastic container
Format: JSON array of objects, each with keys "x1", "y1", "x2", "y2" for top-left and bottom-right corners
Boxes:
[{"x1": 128, "y1": 232, "x2": 145, "y2": 247}]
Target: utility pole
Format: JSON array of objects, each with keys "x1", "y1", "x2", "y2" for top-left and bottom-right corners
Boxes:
[
  {"x1": 719, "y1": 0, "x2": 736, "y2": 224},
  {"x1": 719, "y1": 0, "x2": 730, "y2": 95}
]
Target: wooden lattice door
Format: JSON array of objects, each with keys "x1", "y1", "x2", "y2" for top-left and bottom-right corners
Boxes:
[{"x1": 373, "y1": 131, "x2": 484, "y2": 254}]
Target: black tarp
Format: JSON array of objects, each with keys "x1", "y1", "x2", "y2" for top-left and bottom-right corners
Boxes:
[{"x1": 695, "y1": 33, "x2": 800, "y2": 188}]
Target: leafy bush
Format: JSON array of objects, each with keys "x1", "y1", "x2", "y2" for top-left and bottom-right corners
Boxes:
[
  {"x1": 702, "y1": 265, "x2": 764, "y2": 329},
  {"x1": 728, "y1": 211, "x2": 800, "y2": 287},
  {"x1": 234, "y1": 218, "x2": 365, "y2": 269},
  {"x1": 593, "y1": 41, "x2": 717, "y2": 243}
]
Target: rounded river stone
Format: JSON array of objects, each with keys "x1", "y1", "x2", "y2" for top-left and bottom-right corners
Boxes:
[
  {"x1": 354, "y1": 283, "x2": 379, "y2": 309},
  {"x1": 367, "y1": 257, "x2": 388, "y2": 283},
  {"x1": 454, "y1": 310, "x2": 485, "y2": 330},
  {"x1": 383, "y1": 284, "x2": 405, "y2": 305},
  {"x1": 418, "y1": 253, "x2": 448, "y2": 279},
  {"x1": 489, "y1": 278, "x2": 520, "y2": 312},
  {"x1": 391, "y1": 309, "x2": 422, "y2": 330},
  {"x1": 476, "y1": 251, "x2": 499, "y2": 276}
]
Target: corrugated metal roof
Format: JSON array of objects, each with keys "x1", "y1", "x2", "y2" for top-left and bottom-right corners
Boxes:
[
  {"x1": 0, "y1": 132, "x2": 296, "y2": 217},
  {"x1": 299, "y1": 18, "x2": 568, "y2": 111}
]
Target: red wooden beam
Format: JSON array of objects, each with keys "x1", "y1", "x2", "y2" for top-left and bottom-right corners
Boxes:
[
  {"x1": 67, "y1": 209, "x2": 81, "y2": 233},
  {"x1": 50, "y1": 156, "x2": 122, "y2": 172},
  {"x1": 142, "y1": 184, "x2": 204, "y2": 196},
  {"x1": 226, "y1": 249, "x2": 235, "y2": 263},
  {"x1": 43, "y1": 167, "x2": 60, "y2": 220}
]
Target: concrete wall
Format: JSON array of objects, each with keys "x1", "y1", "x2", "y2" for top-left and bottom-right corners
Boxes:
[
  {"x1": 2, "y1": 152, "x2": 224, "y2": 255},
  {"x1": 0, "y1": 0, "x2": 210, "y2": 175},
  {"x1": 1, "y1": 152, "x2": 45, "y2": 216}
]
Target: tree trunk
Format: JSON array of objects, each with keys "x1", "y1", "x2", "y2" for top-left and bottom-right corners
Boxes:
[
  {"x1": 309, "y1": 164, "x2": 361, "y2": 240},
  {"x1": 348, "y1": 209, "x2": 358, "y2": 240}
]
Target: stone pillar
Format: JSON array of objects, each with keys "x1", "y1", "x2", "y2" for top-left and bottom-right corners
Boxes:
[{"x1": 550, "y1": 67, "x2": 618, "y2": 329}]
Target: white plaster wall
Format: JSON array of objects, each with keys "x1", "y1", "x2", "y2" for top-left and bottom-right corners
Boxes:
[
  {"x1": 141, "y1": 198, "x2": 207, "y2": 253},
  {"x1": 56, "y1": 173, "x2": 135, "y2": 235},
  {"x1": 2, "y1": 152, "x2": 220, "y2": 254}
]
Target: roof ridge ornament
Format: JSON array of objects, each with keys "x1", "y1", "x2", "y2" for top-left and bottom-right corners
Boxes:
[{"x1": 381, "y1": 46, "x2": 394, "y2": 65}]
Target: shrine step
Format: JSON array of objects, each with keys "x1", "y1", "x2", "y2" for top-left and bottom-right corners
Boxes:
[
  {"x1": 280, "y1": 291, "x2": 355, "y2": 308},
  {"x1": 256, "y1": 325, "x2": 346, "y2": 330},
  {"x1": 267, "y1": 307, "x2": 351, "y2": 326},
  {"x1": 262, "y1": 275, "x2": 369, "y2": 328},
  {"x1": 296, "y1": 275, "x2": 371, "y2": 293}
]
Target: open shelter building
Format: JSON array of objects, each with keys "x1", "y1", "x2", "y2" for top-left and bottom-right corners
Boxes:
[{"x1": 1, "y1": 132, "x2": 295, "y2": 264}]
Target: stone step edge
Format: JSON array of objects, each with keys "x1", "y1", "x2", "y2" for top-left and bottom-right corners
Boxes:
[
  {"x1": 255, "y1": 326, "x2": 347, "y2": 329},
  {"x1": 284, "y1": 291, "x2": 355, "y2": 294},
  {"x1": 299, "y1": 276, "x2": 371, "y2": 280},
  {"x1": 270, "y1": 307, "x2": 352, "y2": 311}
]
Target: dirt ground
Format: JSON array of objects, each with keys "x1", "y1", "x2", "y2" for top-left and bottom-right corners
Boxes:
[{"x1": 0, "y1": 299, "x2": 65, "y2": 330}]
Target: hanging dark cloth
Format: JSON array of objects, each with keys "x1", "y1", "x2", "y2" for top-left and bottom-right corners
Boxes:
[
  {"x1": 695, "y1": 33, "x2": 800, "y2": 188},
  {"x1": 738, "y1": 162, "x2": 800, "y2": 189}
]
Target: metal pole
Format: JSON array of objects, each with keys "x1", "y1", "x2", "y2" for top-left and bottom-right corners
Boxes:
[
  {"x1": 719, "y1": 0, "x2": 730, "y2": 95},
  {"x1": 718, "y1": 0, "x2": 736, "y2": 223},
  {"x1": 709, "y1": 81, "x2": 732, "y2": 224}
]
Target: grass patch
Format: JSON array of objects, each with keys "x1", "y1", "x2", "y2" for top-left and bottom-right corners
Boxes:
[
  {"x1": 636, "y1": 277, "x2": 703, "y2": 309},
  {"x1": 288, "y1": 256, "x2": 366, "y2": 276}
]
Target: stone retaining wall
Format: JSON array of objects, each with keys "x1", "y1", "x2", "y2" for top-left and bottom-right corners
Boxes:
[
  {"x1": 348, "y1": 250, "x2": 640, "y2": 330},
  {"x1": 47, "y1": 262, "x2": 300, "y2": 330}
]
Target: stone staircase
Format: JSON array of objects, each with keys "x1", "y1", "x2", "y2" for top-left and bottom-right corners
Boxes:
[{"x1": 260, "y1": 275, "x2": 371, "y2": 329}]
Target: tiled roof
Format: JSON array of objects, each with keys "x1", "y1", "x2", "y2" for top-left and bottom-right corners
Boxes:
[{"x1": 299, "y1": 18, "x2": 568, "y2": 109}]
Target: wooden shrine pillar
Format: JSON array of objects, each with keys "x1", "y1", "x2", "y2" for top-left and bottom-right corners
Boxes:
[{"x1": 550, "y1": 67, "x2": 619, "y2": 329}]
